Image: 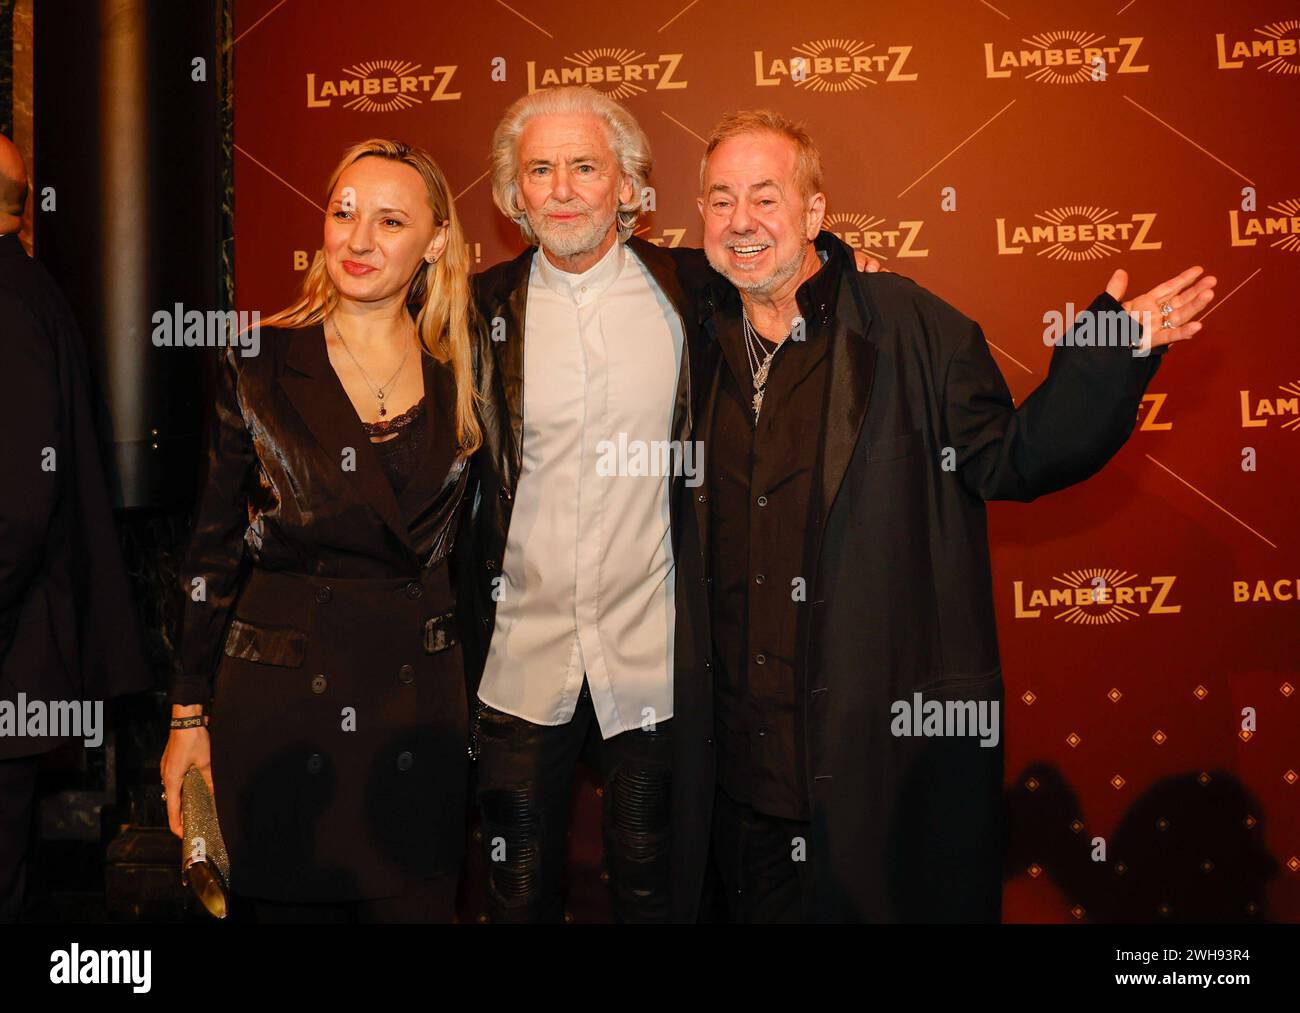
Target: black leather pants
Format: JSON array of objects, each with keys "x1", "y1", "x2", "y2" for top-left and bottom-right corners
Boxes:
[{"x1": 475, "y1": 681, "x2": 672, "y2": 923}]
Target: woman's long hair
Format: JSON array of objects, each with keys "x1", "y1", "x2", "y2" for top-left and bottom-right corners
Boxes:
[{"x1": 260, "y1": 138, "x2": 482, "y2": 455}]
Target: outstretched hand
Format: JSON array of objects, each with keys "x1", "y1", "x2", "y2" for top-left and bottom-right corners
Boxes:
[{"x1": 1106, "y1": 266, "x2": 1215, "y2": 351}]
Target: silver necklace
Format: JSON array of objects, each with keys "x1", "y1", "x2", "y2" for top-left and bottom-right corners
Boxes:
[
  {"x1": 329, "y1": 315, "x2": 413, "y2": 418},
  {"x1": 742, "y1": 307, "x2": 779, "y2": 422}
]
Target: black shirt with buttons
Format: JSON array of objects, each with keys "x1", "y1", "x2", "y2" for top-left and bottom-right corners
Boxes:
[{"x1": 707, "y1": 232, "x2": 843, "y2": 822}]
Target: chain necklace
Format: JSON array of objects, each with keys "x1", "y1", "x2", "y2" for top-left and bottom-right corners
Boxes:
[
  {"x1": 328, "y1": 314, "x2": 413, "y2": 418},
  {"x1": 741, "y1": 306, "x2": 780, "y2": 422}
]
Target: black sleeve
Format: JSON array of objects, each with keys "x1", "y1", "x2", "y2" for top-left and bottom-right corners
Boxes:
[
  {"x1": 943, "y1": 291, "x2": 1165, "y2": 503},
  {"x1": 0, "y1": 292, "x2": 61, "y2": 661},
  {"x1": 454, "y1": 322, "x2": 490, "y2": 688},
  {"x1": 172, "y1": 345, "x2": 256, "y2": 706},
  {"x1": 663, "y1": 245, "x2": 721, "y2": 302}
]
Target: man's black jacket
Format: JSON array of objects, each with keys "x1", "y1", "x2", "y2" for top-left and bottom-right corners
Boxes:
[
  {"x1": 678, "y1": 230, "x2": 1164, "y2": 921},
  {"x1": 0, "y1": 233, "x2": 151, "y2": 758}
]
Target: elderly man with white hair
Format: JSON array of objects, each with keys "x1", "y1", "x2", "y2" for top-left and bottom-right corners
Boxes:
[{"x1": 464, "y1": 84, "x2": 692, "y2": 925}]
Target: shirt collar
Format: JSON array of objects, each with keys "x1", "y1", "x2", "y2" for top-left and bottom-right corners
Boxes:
[
  {"x1": 795, "y1": 230, "x2": 844, "y2": 328},
  {"x1": 532, "y1": 236, "x2": 625, "y2": 301}
]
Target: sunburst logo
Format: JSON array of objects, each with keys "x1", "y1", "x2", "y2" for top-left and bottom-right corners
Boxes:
[
  {"x1": 306, "y1": 60, "x2": 461, "y2": 111},
  {"x1": 525, "y1": 50, "x2": 687, "y2": 97},
  {"x1": 1013, "y1": 569, "x2": 1180, "y2": 622},
  {"x1": 984, "y1": 30, "x2": 1148, "y2": 82},
  {"x1": 1051, "y1": 570, "x2": 1143, "y2": 625},
  {"x1": 1229, "y1": 197, "x2": 1300, "y2": 252},
  {"x1": 824, "y1": 212, "x2": 928, "y2": 259},
  {"x1": 1216, "y1": 20, "x2": 1300, "y2": 74},
  {"x1": 754, "y1": 38, "x2": 916, "y2": 90},
  {"x1": 1240, "y1": 382, "x2": 1300, "y2": 431},
  {"x1": 997, "y1": 206, "x2": 1161, "y2": 259}
]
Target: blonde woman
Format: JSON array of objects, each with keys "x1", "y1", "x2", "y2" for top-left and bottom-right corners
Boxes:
[{"x1": 160, "y1": 139, "x2": 482, "y2": 923}]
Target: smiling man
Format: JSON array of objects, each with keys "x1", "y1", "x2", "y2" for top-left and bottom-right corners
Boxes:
[{"x1": 669, "y1": 109, "x2": 1216, "y2": 923}]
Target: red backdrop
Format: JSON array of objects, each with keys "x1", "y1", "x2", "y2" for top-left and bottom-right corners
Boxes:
[{"x1": 231, "y1": 0, "x2": 1299, "y2": 922}]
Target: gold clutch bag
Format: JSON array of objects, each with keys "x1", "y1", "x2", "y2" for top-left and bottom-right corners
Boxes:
[{"x1": 180, "y1": 765, "x2": 231, "y2": 919}]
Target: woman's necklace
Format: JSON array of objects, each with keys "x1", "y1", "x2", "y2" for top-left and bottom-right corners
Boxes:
[
  {"x1": 329, "y1": 314, "x2": 413, "y2": 418},
  {"x1": 742, "y1": 306, "x2": 778, "y2": 422}
]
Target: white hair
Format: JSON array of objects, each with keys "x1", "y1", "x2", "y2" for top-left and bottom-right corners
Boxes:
[{"x1": 489, "y1": 86, "x2": 652, "y2": 243}]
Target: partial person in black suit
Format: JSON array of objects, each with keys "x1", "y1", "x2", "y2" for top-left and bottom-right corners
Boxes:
[
  {"x1": 160, "y1": 138, "x2": 485, "y2": 922},
  {"x1": 0, "y1": 132, "x2": 152, "y2": 922}
]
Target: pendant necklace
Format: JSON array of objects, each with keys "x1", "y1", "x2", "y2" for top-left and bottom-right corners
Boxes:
[
  {"x1": 742, "y1": 306, "x2": 778, "y2": 423},
  {"x1": 329, "y1": 314, "x2": 413, "y2": 418}
]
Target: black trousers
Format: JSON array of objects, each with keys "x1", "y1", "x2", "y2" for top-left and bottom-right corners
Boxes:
[
  {"x1": 475, "y1": 680, "x2": 672, "y2": 923},
  {"x1": 710, "y1": 786, "x2": 815, "y2": 923},
  {"x1": 0, "y1": 755, "x2": 40, "y2": 923},
  {"x1": 237, "y1": 872, "x2": 458, "y2": 923}
]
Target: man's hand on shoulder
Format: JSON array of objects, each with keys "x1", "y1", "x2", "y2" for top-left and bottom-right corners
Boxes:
[{"x1": 853, "y1": 250, "x2": 887, "y2": 273}]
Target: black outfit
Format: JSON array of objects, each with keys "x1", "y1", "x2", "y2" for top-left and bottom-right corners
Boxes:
[
  {"x1": 460, "y1": 237, "x2": 712, "y2": 922},
  {"x1": 367, "y1": 396, "x2": 427, "y2": 495},
  {"x1": 670, "y1": 229, "x2": 1168, "y2": 922},
  {"x1": 705, "y1": 243, "x2": 843, "y2": 920},
  {"x1": 709, "y1": 244, "x2": 840, "y2": 822},
  {"x1": 475, "y1": 682, "x2": 672, "y2": 923},
  {"x1": 710, "y1": 784, "x2": 815, "y2": 923},
  {"x1": 0, "y1": 232, "x2": 151, "y2": 920},
  {"x1": 0, "y1": 756, "x2": 39, "y2": 922},
  {"x1": 175, "y1": 323, "x2": 471, "y2": 913}
]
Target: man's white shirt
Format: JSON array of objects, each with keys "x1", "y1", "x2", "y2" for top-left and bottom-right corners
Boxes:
[{"x1": 477, "y1": 238, "x2": 685, "y2": 738}]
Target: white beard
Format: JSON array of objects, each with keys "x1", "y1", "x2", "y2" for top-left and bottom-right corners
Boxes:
[
  {"x1": 529, "y1": 202, "x2": 618, "y2": 259},
  {"x1": 710, "y1": 240, "x2": 806, "y2": 295}
]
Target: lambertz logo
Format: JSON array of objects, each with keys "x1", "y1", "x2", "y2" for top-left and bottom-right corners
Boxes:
[
  {"x1": 824, "y1": 212, "x2": 928, "y2": 258},
  {"x1": 1216, "y1": 20, "x2": 1300, "y2": 73},
  {"x1": 526, "y1": 50, "x2": 687, "y2": 96},
  {"x1": 307, "y1": 60, "x2": 461, "y2": 110},
  {"x1": 1229, "y1": 197, "x2": 1300, "y2": 252},
  {"x1": 997, "y1": 206, "x2": 1161, "y2": 258},
  {"x1": 1240, "y1": 382, "x2": 1300, "y2": 431},
  {"x1": 1013, "y1": 569, "x2": 1180, "y2": 623},
  {"x1": 984, "y1": 31, "x2": 1148, "y2": 82},
  {"x1": 754, "y1": 38, "x2": 917, "y2": 90}
]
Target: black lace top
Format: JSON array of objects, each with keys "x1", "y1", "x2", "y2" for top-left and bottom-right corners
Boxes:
[{"x1": 365, "y1": 397, "x2": 426, "y2": 497}]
